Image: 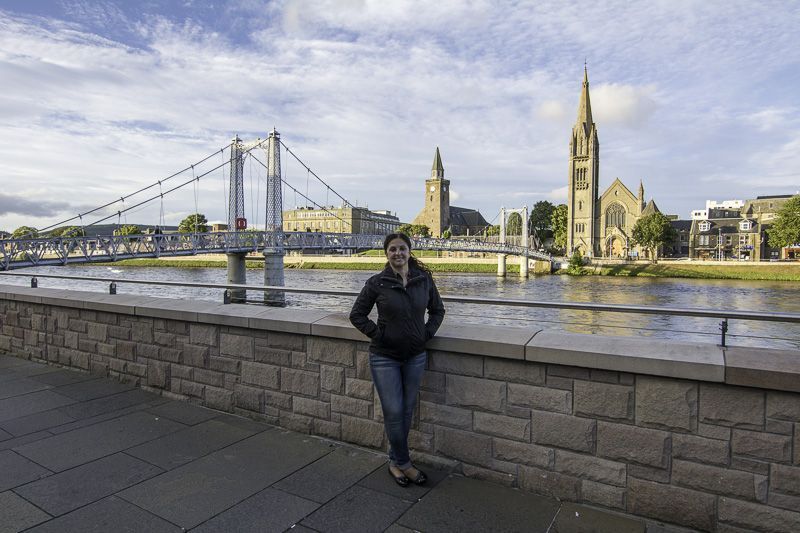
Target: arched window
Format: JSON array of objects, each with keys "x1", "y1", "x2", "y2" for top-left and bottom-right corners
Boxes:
[{"x1": 605, "y1": 203, "x2": 626, "y2": 229}]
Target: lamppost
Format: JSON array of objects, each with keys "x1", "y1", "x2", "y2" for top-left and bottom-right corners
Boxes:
[{"x1": 718, "y1": 228, "x2": 723, "y2": 261}]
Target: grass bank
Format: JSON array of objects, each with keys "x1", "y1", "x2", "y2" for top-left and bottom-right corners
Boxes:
[{"x1": 567, "y1": 263, "x2": 800, "y2": 281}]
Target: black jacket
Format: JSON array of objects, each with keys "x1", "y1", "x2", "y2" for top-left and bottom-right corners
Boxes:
[{"x1": 349, "y1": 265, "x2": 445, "y2": 360}]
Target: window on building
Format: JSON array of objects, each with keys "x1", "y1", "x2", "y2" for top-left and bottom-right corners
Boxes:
[
  {"x1": 739, "y1": 234, "x2": 749, "y2": 245},
  {"x1": 698, "y1": 221, "x2": 710, "y2": 232},
  {"x1": 605, "y1": 203, "x2": 626, "y2": 229},
  {"x1": 739, "y1": 220, "x2": 752, "y2": 231},
  {"x1": 725, "y1": 235, "x2": 732, "y2": 245},
  {"x1": 699, "y1": 235, "x2": 710, "y2": 246}
]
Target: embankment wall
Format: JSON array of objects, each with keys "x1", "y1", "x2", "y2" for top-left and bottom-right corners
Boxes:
[{"x1": 1, "y1": 284, "x2": 799, "y2": 532}]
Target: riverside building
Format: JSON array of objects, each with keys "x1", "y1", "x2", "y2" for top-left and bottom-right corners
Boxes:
[{"x1": 282, "y1": 206, "x2": 400, "y2": 235}]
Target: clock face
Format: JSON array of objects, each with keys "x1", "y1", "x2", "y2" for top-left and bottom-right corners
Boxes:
[{"x1": 429, "y1": 185, "x2": 436, "y2": 192}]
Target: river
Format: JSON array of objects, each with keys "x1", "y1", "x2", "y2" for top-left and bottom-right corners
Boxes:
[{"x1": 3, "y1": 265, "x2": 799, "y2": 349}]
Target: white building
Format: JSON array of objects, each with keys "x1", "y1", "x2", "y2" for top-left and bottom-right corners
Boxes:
[{"x1": 690, "y1": 200, "x2": 744, "y2": 220}]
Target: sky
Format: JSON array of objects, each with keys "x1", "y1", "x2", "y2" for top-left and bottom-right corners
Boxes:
[{"x1": 0, "y1": 0, "x2": 799, "y2": 232}]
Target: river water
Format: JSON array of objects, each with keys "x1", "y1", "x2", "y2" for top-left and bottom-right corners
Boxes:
[{"x1": 3, "y1": 265, "x2": 799, "y2": 349}]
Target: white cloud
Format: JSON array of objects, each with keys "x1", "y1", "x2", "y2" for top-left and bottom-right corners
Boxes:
[{"x1": 591, "y1": 83, "x2": 658, "y2": 128}]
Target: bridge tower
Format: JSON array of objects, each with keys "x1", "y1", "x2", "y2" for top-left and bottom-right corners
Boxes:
[
  {"x1": 263, "y1": 127, "x2": 285, "y2": 306},
  {"x1": 497, "y1": 206, "x2": 530, "y2": 277},
  {"x1": 227, "y1": 136, "x2": 248, "y2": 302}
]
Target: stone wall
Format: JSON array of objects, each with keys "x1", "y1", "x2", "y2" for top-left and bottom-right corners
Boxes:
[{"x1": 1, "y1": 284, "x2": 799, "y2": 532}]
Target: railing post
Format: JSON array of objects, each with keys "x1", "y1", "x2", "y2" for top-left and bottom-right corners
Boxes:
[
  {"x1": 109, "y1": 282, "x2": 117, "y2": 295},
  {"x1": 719, "y1": 318, "x2": 728, "y2": 347},
  {"x1": 223, "y1": 289, "x2": 232, "y2": 304},
  {"x1": 30, "y1": 277, "x2": 38, "y2": 288}
]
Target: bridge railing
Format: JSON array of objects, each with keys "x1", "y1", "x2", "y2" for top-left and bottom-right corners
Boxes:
[
  {"x1": 0, "y1": 232, "x2": 552, "y2": 270},
  {"x1": 1, "y1": 271, "x2": 797, "y2": 348}
]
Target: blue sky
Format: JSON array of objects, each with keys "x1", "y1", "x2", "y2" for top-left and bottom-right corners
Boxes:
[{"x1": 0, "y1": 0, "x2": 798, "y2": 231}]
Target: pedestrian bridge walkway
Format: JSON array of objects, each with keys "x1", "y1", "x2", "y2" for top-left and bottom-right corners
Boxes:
[{"x1": 0, "y1": 355, "x2": 647, "y2": 532}]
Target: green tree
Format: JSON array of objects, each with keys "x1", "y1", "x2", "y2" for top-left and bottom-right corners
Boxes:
[
  {"x1": 397, "y1": 223, "x2": 430, "y2": 237},
  {"x1": 56, "y1": 226, "x2": 85, "y2": 238},
  {"x1": 566, "y1": 250, "x2": 586, "y2": 275},
  {"x1": 550, "y1": 204, "x2": 568, "y2": 253},
  {"x1": 114, "y1": 224, "x2": 142, "y2": 236},
  {"x1": 529, "y1": 200, "x2": 555, "y2": 242},
  {"x1": 485, "y1": 225, "x2": 500, "y2": 237},
  {"x1": 766, "y1": 196, "x2": 800, "y2": 248},
  {"x1": 12, "y1": 226, "x2": 38, "y2": 239},
  {"x1": 178, "y1": 213, "x2": 209, "y2": 233},
  {"x1": 442, "y1": 229, "x2": 452, "y2": 239},
  {"x1": 631, "y1": 212, "x2": 676, "y2": 263},
  {"x1": 506, "y1": 212, "x2": 523, "y2": 235}
]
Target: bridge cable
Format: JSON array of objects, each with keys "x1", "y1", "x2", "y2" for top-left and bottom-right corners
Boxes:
[{"x1": 36, "y1": 142, "x2": 235, "y2": 235}]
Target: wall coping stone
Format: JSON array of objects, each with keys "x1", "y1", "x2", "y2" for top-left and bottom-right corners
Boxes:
[
  {"x1": 1, "y1": 283, "x2": 797, "y2": 390},
  {"x1": 526, "y1": 331, "x2": 725, "y2": 383}
]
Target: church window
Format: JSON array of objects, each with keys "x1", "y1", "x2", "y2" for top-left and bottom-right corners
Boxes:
[
  {"x1": 578, "y1": 200, "x2": 583, "y2": 211},
  {"x1": 575, "y1": 168, "x2": 588, "y2": 190},
  {"x1": 605, "y1": 204, "x2": 625, "y2": 229},
  {"x1": 574, "y1": 223, "x2": 585, "y2": 234}
]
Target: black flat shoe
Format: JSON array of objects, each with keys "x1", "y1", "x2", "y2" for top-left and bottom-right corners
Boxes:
[
  {"x1": 388, "y1": 466, "x2": 409, "y2": 487},
  {"x1": 405, "y1": 468, "x2": 427, "y2": 486}
]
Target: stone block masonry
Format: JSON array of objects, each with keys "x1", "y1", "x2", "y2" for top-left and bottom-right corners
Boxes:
[{"x1": 1, "y1": 285, "x2": 800, "y2": 532}]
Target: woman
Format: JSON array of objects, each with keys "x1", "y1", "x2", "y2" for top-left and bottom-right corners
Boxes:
[{"x1": 349, "y1": 232, "x2": 445, "y2": 487}]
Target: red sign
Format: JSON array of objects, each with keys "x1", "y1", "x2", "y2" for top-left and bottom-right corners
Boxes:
[{"x1": 235, "y1": 218, "x2": 247, "y2": 230}]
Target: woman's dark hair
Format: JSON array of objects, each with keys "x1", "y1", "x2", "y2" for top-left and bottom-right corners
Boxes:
[{"x1": 383, "y1": 232, "x2": 431, "y2": 273}]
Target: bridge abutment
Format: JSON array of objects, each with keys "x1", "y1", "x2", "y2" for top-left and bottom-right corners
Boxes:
[
  {"x1": 497, "y1": 254, "x2": 506, "y2": 277},
  {"x1": 520, "y1": 256, "x2": 529, "y2": 277}
]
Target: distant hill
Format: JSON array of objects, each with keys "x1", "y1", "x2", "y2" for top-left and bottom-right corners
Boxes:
[{"x1": 45, "y1": 224, "x2": 179, "y2": 237}]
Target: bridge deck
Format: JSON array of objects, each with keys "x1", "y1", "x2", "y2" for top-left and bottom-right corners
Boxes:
[
  {"x1": 1, "y1": 232, "x2": 552, "y2": 270},
  {"x1": 0, "y1": 355, "x2": 642, "y2": 532}
]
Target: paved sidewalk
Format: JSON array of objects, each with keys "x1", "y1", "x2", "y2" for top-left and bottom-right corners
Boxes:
[{"x1": 0, "y1": 355, "x2": 651, "y2": 532}]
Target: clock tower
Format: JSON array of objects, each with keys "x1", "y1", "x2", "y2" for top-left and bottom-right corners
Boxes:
[{"x1": 412, "y1": 147, "x2": 450, "y2": 237}]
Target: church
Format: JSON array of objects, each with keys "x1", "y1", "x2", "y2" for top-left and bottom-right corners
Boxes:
[
  {"x1": 411, "y1": 147, "x2": 489, "y2": 237},
  {"x1": 567, "y1": 68, "x2": 660, "y2": 258}
]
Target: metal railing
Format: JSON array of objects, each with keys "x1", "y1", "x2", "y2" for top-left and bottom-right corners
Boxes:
[
  {"x1": 0, "y1": 232, "x2": 553, "y2": 270},
  {"x1": 2, "y1": 271, "x2": 799, "y2": 347}
]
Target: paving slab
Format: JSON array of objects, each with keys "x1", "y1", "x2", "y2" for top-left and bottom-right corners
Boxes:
[
  {"x1": 0, "y1": 365, "x2": 60, "y2": 384},
  {"x1": 274, "y1": 446, "x2": 386, "y2": 503},
  {"x1": 145, "y1": 400, "x2": 221, "y2": 425},
  {"x1": 119, "y1": 428, "x2": 333, "y2": 529},
  {"x1": 126, "y1": 418, "x2": 259, "y2": 470},
  {"x1": 0, "y1": 450, "x2": 52, "y2": 491},
  {"x1": 551, "y1": 502, "x2": 646, "y2": 533},
  {"x1": 51, "y1": 378, "x2": 134, "y2": 401},
  {"x1": 0, "y1": 408, "x2": 75, "y2": 437},
  {"x1": 0, "y1": 377, "x2": 52, "y2": 399},
  {"x1": 49, "y1": 398, "x2": 169, "y2": 435},
  {"x1": 0, "y1": 390, "x2": 76, "y2": 422},
  {"x1": 397, "y1": 475, "x2": 560, "y2": 533},
  {"x1": 30, "y1": 369, "x2": 98, "y2": 387},
  {"x1": 0, "y1": 490, "x2": 51, "y2": 533},
  {"x1": 13, "y1": 410, "x2": 186, "y2": 471},
  {"x1": 357, "y1": 461, "x2": 450, "y2": 502},
  {"x1": 0, "y1": 431, "x2": 54, "y2": 452},
  {"x1": 0, "y1": 427, "x2": 11, "y2": 441},
  {"x1": 192, "y1": 487, "x2": 320, "y2": 532},
  {"x1": 300, "y1": 485, "x2": 411, "y2": 533},
  {"x1": 25, "y1": 495, "x2": 181, "y2": 533},
  {"x1": 14, "y1": 452, "x2": 163, "y2": 516},
  {"x1": 58, "y1": 388, "x2": 158, "y2": 420}
]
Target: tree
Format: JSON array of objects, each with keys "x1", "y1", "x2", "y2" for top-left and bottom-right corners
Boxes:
[
  {"x1": 506, "y1": 213, "x2": 523, "y2": 235},
  {"x1": 766, "y1": 196, "x2": 800, "y2": 249},
  {"x1": 12, "y1": 226, "x2": 38, "y2": 239},
  {"x1": 178, "y1": 213, "x2": 209, "y2": 233},
  {"x1": 485, "y1": 225, "x2": 500, "y2": 237},
  {"x1": 566, "y1": 250, "x2": 586, "y2": 275},
  {"x1": 529, "y1": 200, "x2": 555, "y2": 243},
  {"x1": 397, "y1": 224, "x2": 430, "y2": 237},
  {"x1": 114, "y1": 224, "x2": 142, "y2": 236},
  {"x1": 631, "y1": 212, "x2": 676, "y2": 263},
  {"x1": 442, "y1": 229, "x2": 452, "y2": 239},
  {"x1": 54, "y1": 226, "x2": 85, "y2": 238},
  {"x1": 551, "y1": 204, "x2": 568, "y2": 254}
]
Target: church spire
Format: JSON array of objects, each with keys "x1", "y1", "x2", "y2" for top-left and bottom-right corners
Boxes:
[
  {"x1": 576, "y1": 66, "x2": 593, "y2": 133},
  {"x1": 638, "y1": 179, "x2": 645, "y2": 210},
  {"x1": 431, "y1": 147, "x2": 444, "y2": 179}
]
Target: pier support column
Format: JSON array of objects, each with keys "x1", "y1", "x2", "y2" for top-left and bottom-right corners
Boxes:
[
  {"x1": 263, "y1": 249, "x2": 286, "y2": 306},
  {"x1": 497, "y1": 254, "x2": 507, "y2": 277},
  {"x1": 226, "y1": 252, "x2": 247, "y2": 302},
  {"x1": 520, "y1": 256, "x2": 529, "y2": 278}
]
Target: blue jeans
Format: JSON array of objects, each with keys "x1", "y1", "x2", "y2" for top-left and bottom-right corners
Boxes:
[{"x1": 369, "y1": 351, "x2": 427, "y2": 470}]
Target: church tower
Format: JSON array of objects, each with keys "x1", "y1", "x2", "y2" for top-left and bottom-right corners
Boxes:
[
  {"x1": 567, "y1": 67, "x2": 600, "y2": 256},
  {"x1": 412, "y1": 147, "x2": 450, "y2": 237}
]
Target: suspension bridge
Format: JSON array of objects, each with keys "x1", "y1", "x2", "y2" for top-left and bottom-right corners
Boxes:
[{"x1": 0, "y1": 128, "x2": 552, "y2": 276}]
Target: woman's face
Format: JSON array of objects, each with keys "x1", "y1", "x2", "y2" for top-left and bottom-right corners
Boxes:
[{"x1": 385, "y1": 237, "x2": 410, "y2": 270}]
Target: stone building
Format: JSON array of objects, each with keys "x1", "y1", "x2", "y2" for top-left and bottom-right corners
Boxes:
[
  {"x1": 283, "y1": 206, "x2": 400, "y2": 235},
  {"x1": 412, "y1": 148, "x2": 489, "y2": 237},
  {"x1": 688, "y1": 194, "x2": 798, "y2": 261},
  {"x1": 566, "y1": 68, "x2": 659, "y2": 258}
]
